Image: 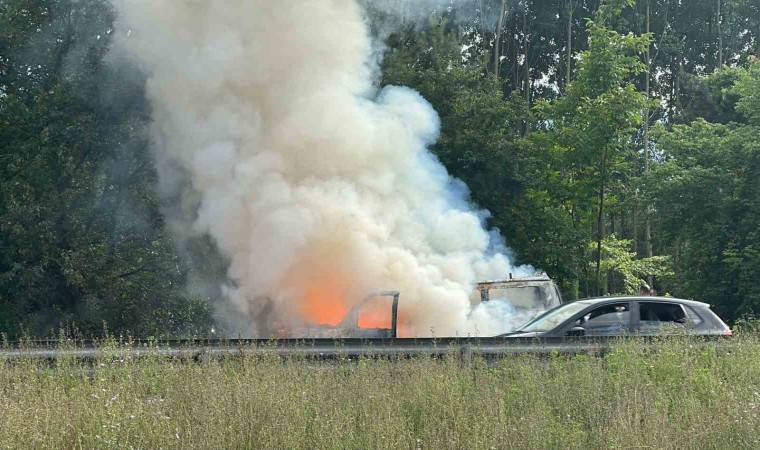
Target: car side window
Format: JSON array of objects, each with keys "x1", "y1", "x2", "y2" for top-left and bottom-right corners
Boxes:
[
  {"x1": 570, "y1": 302, "x2": 631, "y2": 336},
  {"x1": 638, "y1": 302, "x2": 689, "y2": 334}
]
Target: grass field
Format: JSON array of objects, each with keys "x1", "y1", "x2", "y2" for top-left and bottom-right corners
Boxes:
[{"x1": 1, "y1": 336, "x2": 758, "y2": 449}]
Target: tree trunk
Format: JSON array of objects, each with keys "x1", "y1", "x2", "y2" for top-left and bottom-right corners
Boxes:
[
  {"x1": 708, "y1": 7, "x2": 715, "y2": 70},
  {"x1": 717, "y1": 0, "x2": 723, "y2": 67},
  {"x1": 675, "y1": 60, "x2": 683, "y2": 112},
  {"x1": 523, "y1": 5, "x2": 530, "y2": 135},
  {"x1": 632, "y1": 202, "x2": 638, "y2": 255},
  {"x1": 514, "y1": 38, "x2": 520, "y2": 91},
  {"x1": 494, "y1": 0, "x2": 507, "y2": 77},
  {"x1": 726, "y1": 1, "x2": 735, "y2": 64},
  {"x1": 479, "y1": 0, "x2": 487, "y2": 37},
  {"x1": 674, "y1": 238, "x2": 682, "y2": 287},
  {"x1": 644, "y1": 0, "x2": 653, "y2": 284},
  {"x1": 566, "y1": 0, "x2": 573, "y2": 90},
  {"x1": 596, "y1": 148, "x2": 608, "y2": 296}
]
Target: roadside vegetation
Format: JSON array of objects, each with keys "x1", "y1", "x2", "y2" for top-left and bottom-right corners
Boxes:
[{"x1": 1, "y1": 334, "x2": 758, "y2": 449}]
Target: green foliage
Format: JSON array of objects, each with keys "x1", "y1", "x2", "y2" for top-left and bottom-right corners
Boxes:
[
  {"x1": 377, "y1": 0, "x2": 760, "y2": 316},
  {"x1": 733, "y1": 314, "x2": 760, "y2": 334},
  {"x1": 530, "y1": 4, "x2": 653, "y2": 295},
  {"x1": 677, "y1": 66, "x2": 746, "y2": 124},
  {"x1": 732, "y1": 62, "x2": 760, "y2": 126},
  {"x1": 649, "y1": 81, "x2": 760, "y2": 320},
  {"x1": 592, "y1": 235, "x2": 673, "y2": 293},
  {"x1": 0, "y1": 0, "x2": 212, "y2": 338},
  {"x1": 596, "y1": 0, "x2": 636, "y2": 23}
]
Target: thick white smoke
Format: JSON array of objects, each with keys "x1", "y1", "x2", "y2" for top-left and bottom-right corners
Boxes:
[{"x1": 114, "y1": 0, "x2": 532, "y2": 337}]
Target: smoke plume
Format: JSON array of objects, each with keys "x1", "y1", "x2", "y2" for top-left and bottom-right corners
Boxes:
[{"x1": 114, "y1": 0, "x2": 531, "y2": 337}]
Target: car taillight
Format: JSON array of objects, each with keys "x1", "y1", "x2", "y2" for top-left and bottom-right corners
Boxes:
[{"x1": 721, "y1": 329, "x2": 733, "y2": 337}]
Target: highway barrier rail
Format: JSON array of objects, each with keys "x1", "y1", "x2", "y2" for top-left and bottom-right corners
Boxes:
[{"x1": 0, "y1": 336, "x2": 734, "y2": 362}]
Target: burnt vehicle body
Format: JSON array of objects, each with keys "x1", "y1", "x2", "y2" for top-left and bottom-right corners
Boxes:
[
  {"x1": 501, "y1": 296, "x2": 732, "y2": 338},
  {"x1": 474, "y1": 272, "x2": 564, "y2": 330},
  {"x1": 292, "y1": 273, "x2": 563, "y2": 338},
  {"x1": 292, "y1": 291, "x2": 400, "y2": 338}
]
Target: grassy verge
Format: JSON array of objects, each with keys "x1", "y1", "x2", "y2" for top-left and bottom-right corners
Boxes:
[{"x1": 1, "y1": 336, "x2": 758, "y2": 449}]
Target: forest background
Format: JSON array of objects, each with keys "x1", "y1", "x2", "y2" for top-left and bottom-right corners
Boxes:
[{"x1": 1, "y1": 0, "x2": 759, "y2": 338}]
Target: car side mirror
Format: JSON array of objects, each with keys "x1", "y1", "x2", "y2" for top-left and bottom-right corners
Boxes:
[{"x1": 566, "y1": 326, "x2": 585, "y2": 337}]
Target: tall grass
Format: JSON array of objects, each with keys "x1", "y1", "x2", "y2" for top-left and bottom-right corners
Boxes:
[{"x1": 1, "y1": 336, "x2": 758, "y2": 449}]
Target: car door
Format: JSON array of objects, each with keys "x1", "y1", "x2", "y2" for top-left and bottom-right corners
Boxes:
[{"x1": 559, "y1": 301, "x2": 634, "y2": 336}]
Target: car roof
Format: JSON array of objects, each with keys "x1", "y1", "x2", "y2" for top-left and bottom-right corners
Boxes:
[
  {"x1": 571, "y1": 296, "x2": 711, "y2": 308},
  {"x1": 477, "y1": 272, "x2": 552, "y2": 286}
]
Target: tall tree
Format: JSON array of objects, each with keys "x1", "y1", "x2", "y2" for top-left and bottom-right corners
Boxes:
[
  {"x1": 522, "y1": 2, "x2": 532, "y2": 135},
  {"x1": 532, "y1": 0, "x2": 651, "y2": 295},
  {"x1": 648, "y1": 64, "x2": 760, "y2": 320},
  {"x1": 494, "y1": 0, "x2": 507, "y2": 77},
  {"x1": 717, "y1": 0, "x2": 723, "y2": 67},
  {"x1": 0, "y1": 0, "x2": 212, "y2": 338},
  {"x1": 643, "y1": 0, "x2": 653, "y2": 279},
  {"x1": 566, "y1": 0, "x2": 576, "y2": 89}
]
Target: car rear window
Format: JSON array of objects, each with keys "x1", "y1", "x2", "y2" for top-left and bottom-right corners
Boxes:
[
  {"x1": 683, "y1": 305, "x2": 704, "y2": 325},
  {"x1": 639, "y1": 302, "x2": 688, "y2": 326}
]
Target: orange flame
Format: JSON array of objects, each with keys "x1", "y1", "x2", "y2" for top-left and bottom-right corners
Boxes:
[
  {"x1": 298, "y1": 274, "x2": 396, "y2": 330},
  {"x1": 357, "y1": 296, "x2": 393, "y2": 329},
  {"x1": 357, "y1": 311, "x2": 391, "y2": 329},
  {"x1": 300, "y1": 277, "x2": 350, "y2": 326}
]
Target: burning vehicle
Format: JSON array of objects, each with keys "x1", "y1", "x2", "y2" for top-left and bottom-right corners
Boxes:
[
  {"x1": 289, "y1": 272, "x2": 561, "y2": 338},
  {"x1": 289, "y1": 291, "x2": 400, "y2": 339},
  {"x1": 118, "y1": 2, "x2": 543, "y2": 340},
  {"x1": 473, "y1": 272, "x2": 564, "y2": 329}
]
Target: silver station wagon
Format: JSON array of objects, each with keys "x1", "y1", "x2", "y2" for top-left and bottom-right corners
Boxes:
[{"x1": 501, "y1": 296, "x2": 732, "y2": 338}]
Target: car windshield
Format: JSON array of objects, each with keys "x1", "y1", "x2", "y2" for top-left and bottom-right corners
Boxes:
[
  {"x1": 487, "y1": 286, "x2": 543, "y2": 309},
  {"x1": 517, "y1": 301, "x2": 590, "y2": 332}
]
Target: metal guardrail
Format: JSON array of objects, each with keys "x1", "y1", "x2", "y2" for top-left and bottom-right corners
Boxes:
[{"x1": 0, "y1": 336, "x2": 734, "y2": 361}]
